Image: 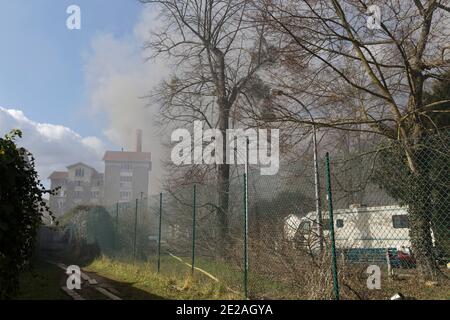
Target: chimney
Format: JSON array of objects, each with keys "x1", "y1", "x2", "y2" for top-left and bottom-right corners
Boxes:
[{"x1": 136, "y1": 129, "x2": 143, "y2": 153}]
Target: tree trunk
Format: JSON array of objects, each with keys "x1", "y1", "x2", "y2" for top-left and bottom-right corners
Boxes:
[
  {"x1": 408, "y1": 194, "x2": 438, "y2": 281},
  {"x1": 216, "y1": 120, "x2": 230, "y2": 257},
  {"x1": 406, "y1": 144, "x2": 439, "y2": 281},
  {"x1": 431, "y1": 185, "x2": 450, "y2": 261},
  {"x1": 214, "y1": 50, "x2": 231, "y2": 258}
]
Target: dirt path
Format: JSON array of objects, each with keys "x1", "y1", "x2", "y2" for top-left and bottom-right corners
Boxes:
[{"x1": 48, "y1": 261, "x2": 122, "y2": 300}]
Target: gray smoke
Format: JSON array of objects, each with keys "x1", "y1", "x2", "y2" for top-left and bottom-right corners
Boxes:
[{"x1": 84, "y1": 9, "x2": 167, "y2": 194}]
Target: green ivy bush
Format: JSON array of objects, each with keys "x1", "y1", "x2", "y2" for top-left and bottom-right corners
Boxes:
[{"x1": 0, "y1": 130, "x2": 53, "y2": 298}]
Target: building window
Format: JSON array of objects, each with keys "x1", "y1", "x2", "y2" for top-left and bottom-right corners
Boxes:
[
  {"x1": 120, "y1": 175, "x2": 132, "y2": 189},
  {"x1": 75, "y1": 181, "x2": 83, "y2": 187},
  {"x1": 120, "y1": 163, "x2": 133, "y2": 171},
  {"x1": 120, "y1": 183, "x2": 132, "y2": 189},
  {"x1": 91, "y1": 191, "x2": 99, "y2": 199},
  {"x1": 392, "y1": 215, "x2": 409, "y2": 229},
  {"x1": 120, "y1": 191, "x2": 131, "y2": 201},
  {"x1": 75, "y1": 168, "x2": 85, "y2": 177},
  {"x1": 75, "y1": 191, "x2": 82, "y2": 199},
  {"x1": 120, "y1": 176, "x2": 132, "y2": 182}
]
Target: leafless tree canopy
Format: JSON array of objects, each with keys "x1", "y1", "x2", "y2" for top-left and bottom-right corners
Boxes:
[
  {"x1": 141, "y1": 0, "x2": 450, "y2": 279},
  {"x1": 141, "y1": 0, "x2": 279, "y2": 253}
]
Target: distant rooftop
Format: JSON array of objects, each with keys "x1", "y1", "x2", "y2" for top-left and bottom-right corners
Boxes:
[
  {"x1": 48, "y1": 171, "x2": 68, "y2": 180},
  {"x1": 48, "y1": 162, "x2": 102, "y2": 180},
  {"x1": 66, "y1": 162, "x2": 97, "y2": 172},
  {"x1": 103, "y1": 151, "x2": 151, "y2": 163}
]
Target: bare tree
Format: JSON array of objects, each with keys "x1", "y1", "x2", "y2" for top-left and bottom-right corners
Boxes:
[
  {"x1": 255, "y1": 0, "x2": 450, "y2": 280},
  {"x1": 140, "y1": 0, "x2": 275, "y2": 254}
]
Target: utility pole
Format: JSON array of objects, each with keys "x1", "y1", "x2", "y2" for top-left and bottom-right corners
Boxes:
[{"x1": 312, "y1": 124, "x2": 323, "y2": 253}]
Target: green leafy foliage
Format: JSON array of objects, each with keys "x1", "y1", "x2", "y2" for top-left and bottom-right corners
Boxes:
[
  {"x1": 373, "y1": 132, "x2": 450, "y2": 261},
  {"x1": 59, "y1": 205, "x2": 116, "y2": 256},
  {"x1": 372, "y1": 74, "x2": 450, "y2": 267},
  {"x1": 0, "y1": 130, "x2": 54, "y2": 298}
]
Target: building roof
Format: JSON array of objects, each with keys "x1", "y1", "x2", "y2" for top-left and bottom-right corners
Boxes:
[
  {"x1": 48, "y1": 171, "x2": 68, "y2": 180},
  {"x1": 66, "y1": 162, "x2": 97, "y2": 172},
  {"x1": 103, "y1": 151, "x2": 151, "y2": 163}
]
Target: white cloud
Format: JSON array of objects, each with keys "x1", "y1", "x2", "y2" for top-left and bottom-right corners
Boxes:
[{"x1": 0, "y1": 107, "x2": 105, "y2": 184}]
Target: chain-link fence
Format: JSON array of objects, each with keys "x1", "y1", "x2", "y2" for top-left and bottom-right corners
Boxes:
[{"x1": 60, "y1": 133, "x2": 450, "y2": 300}]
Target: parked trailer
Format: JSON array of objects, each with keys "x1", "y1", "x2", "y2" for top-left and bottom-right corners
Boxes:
[
  {"x1": 286, "y1": 205, "x2": 413, "y2": 250},
  {"x1": 284, "y1": 205, "x2": 429, "y2": 266}
]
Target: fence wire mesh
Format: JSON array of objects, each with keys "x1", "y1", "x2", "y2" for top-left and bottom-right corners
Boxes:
[{"x1": 58, "y1": 133, "x2": 450, "y2": 300}]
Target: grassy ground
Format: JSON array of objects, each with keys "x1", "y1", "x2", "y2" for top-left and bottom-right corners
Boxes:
[
  {"x1": 85, "y1": 254, "x2": 303, "y2": 300},
  {"x1": 85, "y1": 255, "x2": 450, "y2": 300},
  {"x1": 84, "y1": 255, "x2": 241, "y2": 300},
  {"x1": 16, "y1": 261, "x2": 70, "y2": 300},
  {"x1": 341, "y1": 266, "x2": 450, "y2": 300},
  {"x1": 15, "y1": 256, "x2": 449, "y2": 300},
  {"x1": 378, "y1": 277, "x2": 450, "y2": 300}
]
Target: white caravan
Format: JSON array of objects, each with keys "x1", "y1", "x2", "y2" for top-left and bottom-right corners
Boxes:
[{"x1": 285, "y1": 205, "x2": 413, "y2": 251}]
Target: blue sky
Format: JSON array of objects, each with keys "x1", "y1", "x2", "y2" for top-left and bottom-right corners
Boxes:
[
  {"x1": 0, "y1": 0, "x2": 142, "y2": 138},
  {"x1": 0, "y1": 0, "x2": 165, "y2": 188}
]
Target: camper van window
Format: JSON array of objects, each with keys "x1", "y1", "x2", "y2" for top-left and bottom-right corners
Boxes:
[
  {"x1": 392, "y1": 215, "x2": 409, "y2": 229},
  {"x1": 336, "y1": 219, "x2": 344, "y2": 228}
]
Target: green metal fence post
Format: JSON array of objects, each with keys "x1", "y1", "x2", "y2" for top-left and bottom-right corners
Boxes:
[
  {"x1": 115, "y1": 202, "x2": 119, "y2": 252},
  {"x1": 191, "y1": 184, "x2": 197, "y2": 275},
  {"x1": 325, "y1": 152, "x2": 340, "y2": 300},
  {"x1": 243, "y1": 172, "x2": 249, "y2": 300},
  {"x1": 133, "y1": 198, "x2": 138, "y2": 261},
  {"x1": 157, "y1": 193, "x2": 163, "y2": 273}
]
